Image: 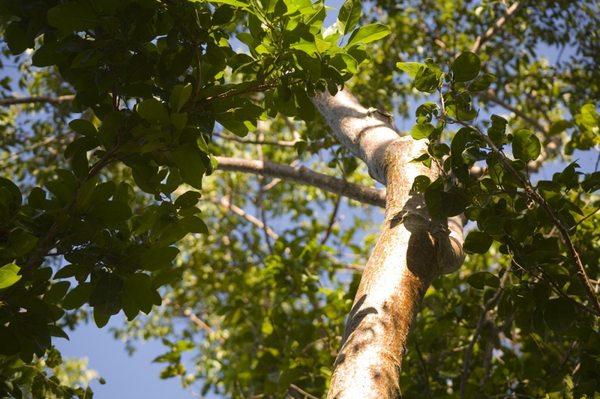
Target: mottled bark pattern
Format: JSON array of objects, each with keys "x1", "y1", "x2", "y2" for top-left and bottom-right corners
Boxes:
[
  {"x1": 327, "y1": 139, "x2": 439, "y2": 399},
  {"x1": 312, "y1": 90, "x2": 465, "y2": 398}
]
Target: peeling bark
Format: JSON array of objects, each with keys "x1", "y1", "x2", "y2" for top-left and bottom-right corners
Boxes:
[{"x1": 312, "y1": 90, "x2": 465, "y2": 398}]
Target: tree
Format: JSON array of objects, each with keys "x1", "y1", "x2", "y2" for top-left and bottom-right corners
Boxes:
[{"x1": 0, "y1": 0, "x2": 598, "y2": 398}]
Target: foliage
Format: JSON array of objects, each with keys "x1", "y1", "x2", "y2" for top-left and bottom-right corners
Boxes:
[{"x1": 0, "y1": 0, "x2": 598, "y2": 398}]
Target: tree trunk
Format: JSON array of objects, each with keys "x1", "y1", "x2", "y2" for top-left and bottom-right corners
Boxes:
[{"x1": 312, "y1": 90, "x2": 464, "y2": 398}]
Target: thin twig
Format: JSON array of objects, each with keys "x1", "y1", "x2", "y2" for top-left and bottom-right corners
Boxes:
[
  {"x1": 460, "y1": 269, "x2": 511, "y2": 398},
  {"x1": 287, "y1": 384, "x2": 319, "y2": 399},
  {"x1": 214, "y1": 132, "x2": 300, "y2": 147},
  {"x1": 448, "y1": 117, "x2": 600, "y2": 315},
  {"x1": 209, "y1": 196, "x2": 280, "y2": 240},
  {"x1": 183, "y1": 308, "x2": 213, "y2": 333},
  {"x1": 413, "y1": 340, "x2": 432, "y2": 397},
  {"x1": 0, "y1": 94, "x2": 75, "y2": 106},
  {"x1": 479, "y1": 89, "x2": 548, "y2": 135},
  {"x1": 256, "y1": 129, "x2": 275, "y2": 252},
  {"x1": 320, "y1": 195, "x2": 341, "y2": 246},
  {"x1": 471, "y1": 1, "x2": 525, "y2": 53}
]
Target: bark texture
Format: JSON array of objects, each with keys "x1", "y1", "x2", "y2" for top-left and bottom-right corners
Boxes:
[
  {"x1": 312, "y1": 90, "x2": 465, "y2": 398},
  {"x1": 215, "y1": 156, "x2": 385, "y2": 207}
]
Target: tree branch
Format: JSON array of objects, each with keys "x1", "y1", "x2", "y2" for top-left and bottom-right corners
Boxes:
[
  {"x1": 449, "y1": 117, "x2": 600, "y2": 315},
  {"x1": 214, "y1": 156, "x2": 386, "y2": 208},
  {"x1": 0, "y1": 95, "x2": 75, "y2": 106},
  {"x1": 471, "y1": 1, "x2": 525, "y2": 53},
  {"x1": 208, "y1": 195, "x2": 280, "y2": 240},
  {"x1": 214, "y1": 132, "x2": 302, "y2": 148},
  {"x1": 460, "y1": 269, "x2": 510, "y2": 398},
  {"x1": 479, "y1": 89, "x2": 547, "y2": 135},
  {"x1": 313, "y1": 90, "x2": 465, "y2": 398},
  {"x1": 320, "y1": 195, "x2": 341, "y2": 246}
]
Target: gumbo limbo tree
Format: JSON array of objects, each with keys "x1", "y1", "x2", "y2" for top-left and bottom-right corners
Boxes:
[{"x1": 0, "y1": 0, "x2": 598, "y2": 397}]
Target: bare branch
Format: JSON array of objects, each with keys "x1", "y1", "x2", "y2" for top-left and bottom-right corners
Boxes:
[
  {"x1": 287, "y1": 384, "x2": 319, "y2": 399},
  {"x1": 460, "y1": 269, "x2": 511, "y2": 398},
  {"x1": 0, "y1": 95, "x2": 75, "y2": 107},
  {"x1": 256, "y1": 129, "x2": 275, "y2": 252},
  {"x1": 214, "y1": 156, "x2": 386, "y2": 208},
  {"x1": 183, "y1": 308, "x2": 213, "y2": 333},
  {"x1": 214, "y1": 131, "x2": 300, "y2": 147},
  {"x1": 479, "y1": 89, "x2": 548, "y2": 135},
  {"x1": 208, "y1": 195, "x2": 280, "y2": 240},
  {"x1": 320, "y1": 195, "x2": 342, "y2": 246},
  {"x1": 471, "y1": 1, "x2": 525, "y2": 53}
]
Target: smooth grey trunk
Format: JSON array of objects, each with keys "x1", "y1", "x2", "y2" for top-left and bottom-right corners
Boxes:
[{"x1": 312, "y1": 90, "x2": 465, "y2": 398}]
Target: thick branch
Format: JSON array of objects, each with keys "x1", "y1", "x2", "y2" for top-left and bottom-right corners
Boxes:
[
  {"x1": 214, "y1": 156, "x2": 386, "y2": 207},
  {"x1": 312, "y1": 91, "x2": 400, "y2": 184},
  {"x1": 326, "y1": 138, "x2": 453, "y2": 398},
  {"x1": 314, "y1": 90, "x2": 465, "y2": 398}
]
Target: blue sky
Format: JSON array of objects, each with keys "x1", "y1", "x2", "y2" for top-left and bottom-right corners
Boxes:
[{"x1": 56, "y1": 316, "x2": 194, "y2": 399}]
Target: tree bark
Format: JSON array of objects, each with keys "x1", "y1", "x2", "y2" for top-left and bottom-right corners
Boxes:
[
  {"x1": 215, "y1": 156, "x2": 385, "y2": 207},
  {"x1": 312, "y1": 90, "x2": 464, "y2": 398}
]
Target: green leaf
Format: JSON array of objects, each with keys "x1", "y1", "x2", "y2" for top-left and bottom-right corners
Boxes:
[
  {"x1": 141, "y1": 247, "x2": 180, "y2": 271},
  {"x1": 577, "y1": 103, "x2": 598, "y2": 130},
  {"x1": 0, "y1": 177, "x2": 22, "y2": 214},
  {"x1": 544, "y1": 298, "x2": 576, "y2": 331},
  {"x1": 488, "y1": 114, "x2": 507, "y2": 146},
  {"x1": 90, "y1": 201, "x2": 132, "y2": 224},
  {"x1": 411, "y1": 175, "x2": 431, "y2": 193},
  {"x1": 170, "y1": 84, "x2": 193, "y2": 113},
  {"x1": 347, "y1": 24, "x2": 390, "y2": 47},
  {"x1": 0, "y1": 263, "x2": 21, "y2": 290},
  {"x1": 181, "y1": 216, "x2": 209, "y2": 235},
  {"x1": 62, "y1": 283, "x2": 92, "y2": 309},
  {"x1": 512, "y1": 129, "x2": 541, "y2": 161},
  {"x1": 174, "y1": 191, "x2": 202, "y2": 209},
  {"x1": 69, "y1": 119, "x2": 97, "y2": 137},
  {"x1": 464, "y1": 231, "x2": 493, "y2": 254},
  {"x1": 451, "y1": 51, "x2": 481, "y2": 82},
  {"x1": 424, "y1": 179, "x2": 467, "y2": 218},
  {"x1": 47, "y1": 2, "x2": 98, "y2": 32},
  {"x1": 338, "y1": 0, "x2": 362, "y2": 35},
  {"x1": 5, "y1": 22, "x2": 34, "y2": 54},
  {"x1": 93, "y1": 306, "x2": 111, "y2": 328},
  {"x1": 414, "y1": 64, "x2": 443, "y2": 93},
  {"x1": 0, "y1": 327, "x2": 20, "y2": 355},
  {"x1": 7, "y1": 229, "x2": 38, "y2": 258},
  {"x1": 194, "y1": 0, "x2": 250, "y2": 9},
  {"x1": 397, "y1": 62, "x2": 425, "y2": 79},
  {"x1": 411, "y1": 123, "x2": 434, "y2": 140},
  {"x1": 137, "y1": 98, "x2": 170, "y2": 124},
  {"x1": 171, "y1": 146, "x2": 206, "y2": 189},
  {"x1": 122, "y1": 273, "x2": 161, "y2": 319},
  {"x1": 469, "y1": 73, "x2": 496, "y2": 91},
  {"x1": 261, "y1": 319, "x2": 274, "y2": 335},
  {"x1": 45, "y1": 281, "x2": 71, "y2": 303},
  {"x1": 467, "y1": 272, "x2": 500, "y2": 290}
]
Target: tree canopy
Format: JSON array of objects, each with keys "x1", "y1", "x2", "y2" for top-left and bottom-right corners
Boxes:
[{"x1": 0, "y1": 0, "x2": 598, "y2": 398}]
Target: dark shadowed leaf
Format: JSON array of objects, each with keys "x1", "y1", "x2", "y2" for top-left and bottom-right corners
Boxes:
[{"x1": 451, "y1": 51, "x2": 481, "y2": 82}]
